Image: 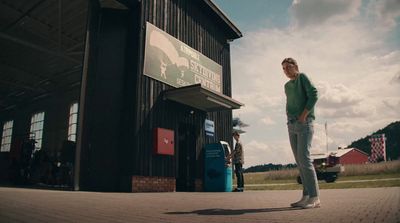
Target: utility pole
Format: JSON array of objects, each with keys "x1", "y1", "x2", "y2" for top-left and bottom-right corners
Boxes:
[{"x1": 325, "y1": 121, "x2": 328, "y2": 154}]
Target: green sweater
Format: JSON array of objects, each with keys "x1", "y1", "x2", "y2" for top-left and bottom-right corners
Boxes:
[{"x1": 284, "y1": 73, "x2": 318, "y2": 119}]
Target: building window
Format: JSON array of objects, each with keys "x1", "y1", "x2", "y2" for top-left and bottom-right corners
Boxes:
[
  {"x1": 68, "y1": 102, "x2": 78, "y2": 142},
  {"x1": 30, "y1": 112, "x2": 45, "y2": 150},
  {"x1": 1, "y1": 120, "x2": 14, "y2": 152}
]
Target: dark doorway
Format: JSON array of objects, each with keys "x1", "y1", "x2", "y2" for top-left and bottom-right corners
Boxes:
[{"x1": 176, "y1": 123, "x2": 196, "y2": 191}]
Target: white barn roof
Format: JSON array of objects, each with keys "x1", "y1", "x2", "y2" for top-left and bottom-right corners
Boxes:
[{"x1": 312, "y1": 148, "x2": 368, "y2": 159}]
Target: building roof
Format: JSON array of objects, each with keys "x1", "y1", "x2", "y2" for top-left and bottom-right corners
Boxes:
[
  {"x1": 311, "y1": 148, "x2": 369, "y2": 160},
  {"x1": 203, "y1": 0, "x2": 243, "y2": 39},
  {"x1": 330, "y1": 148, "x2": 369, "y2": 157},
  {"x1": 164, "y1": 84, "x2": 243, "y2": 112}
]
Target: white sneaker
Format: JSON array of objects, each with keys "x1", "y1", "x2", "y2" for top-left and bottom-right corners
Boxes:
[
  {"x1": 290, "y1": 195, "x2": 309, "y2": 207},
  {"x1": 301, "y1": 196, "x2": 321, "y2": 209}
]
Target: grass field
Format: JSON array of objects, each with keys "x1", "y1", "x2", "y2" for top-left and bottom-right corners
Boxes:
[{"x1": 238, "y1": 160, "x2": 400, "y2": 190}]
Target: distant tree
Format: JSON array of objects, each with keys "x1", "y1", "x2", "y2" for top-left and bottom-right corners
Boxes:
[
  {"x1": 244, "y1": 163, "x2": 297, "y2": 173},
  {"x1": 232, "y1": 117, "x2": 249, "y2": 133},
  {"x1": 348, "y1": 121, "x2": 400, "y2": 161},
  {"x1": 233, "y1": 117, "x2": 249, "y2": 128}
]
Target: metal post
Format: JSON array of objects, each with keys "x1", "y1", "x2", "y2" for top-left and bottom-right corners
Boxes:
[
  {"x1": 74, "y1": 0, "x2": 92, "y2": 191},
  {"x1": 325, "y1": 121, "x2": 328, "y2": 154}
]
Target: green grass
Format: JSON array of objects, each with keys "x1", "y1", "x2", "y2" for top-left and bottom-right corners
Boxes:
[
  {"x1": 319, "y1": 179, "x2": 400, "y2": 189},
  {"x1": 246, "y1": 180, "x2": 400, "y2": 190},
  {"x1": 337, "y1": 173, "x2": 400, "y2": 180},
  {"x1": 238, "y1": 161, "x2": 400, "y2": 190},
  {"x1": 243, "y1": 174, "x2": 400, "y2": 190}
]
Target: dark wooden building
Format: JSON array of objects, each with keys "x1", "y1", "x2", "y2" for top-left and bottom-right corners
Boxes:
[{"x1": 0, "y1": 0, "x2": 242, "y2": 192}]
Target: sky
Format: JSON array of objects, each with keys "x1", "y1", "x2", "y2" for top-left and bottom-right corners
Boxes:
[{"x1": 212, "y1": 0, "x2": 400, "y2": 168}]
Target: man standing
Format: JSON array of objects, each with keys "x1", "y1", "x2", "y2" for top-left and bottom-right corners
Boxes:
[{"x1": 231, "y1": 131, "x2": 244, "y2": 192}]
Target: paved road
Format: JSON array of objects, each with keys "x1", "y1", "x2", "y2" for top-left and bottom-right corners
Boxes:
[{"x1": 0, "y1": 187, "x2": 399, "y2": 223}]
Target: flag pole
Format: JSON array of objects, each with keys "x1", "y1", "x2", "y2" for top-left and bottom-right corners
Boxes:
[{"x1": 325, "y1": 121, "x2": 328, "y2": 154}]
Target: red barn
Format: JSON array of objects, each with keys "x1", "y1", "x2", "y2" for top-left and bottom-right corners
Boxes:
[{"x1": 331, "y1": 148, "x2": 369, "y2": 165}]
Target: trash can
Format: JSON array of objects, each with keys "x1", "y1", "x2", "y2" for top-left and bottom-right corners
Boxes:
[{"x1": 204, "y1": 141, "x2": 232, "y2": 192}]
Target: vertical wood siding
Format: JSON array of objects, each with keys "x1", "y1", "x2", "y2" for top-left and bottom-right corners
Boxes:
[{"x1": 132, "y1": 0, "x2": 234, "y2": 178}]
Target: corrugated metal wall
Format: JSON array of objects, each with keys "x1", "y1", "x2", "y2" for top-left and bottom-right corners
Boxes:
[{"x1": 131, "y1": 0, "x2": 234, "y2": 179}]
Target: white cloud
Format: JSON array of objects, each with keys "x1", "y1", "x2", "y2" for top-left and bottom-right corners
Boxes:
[
  {"x1": 317, "y1": 82, "x2": 363, "y2": 108},
  {"x1": 311, "y1": 122, "x2": 332, "y2": 154},
  {"x1": 316, "y1": 82, "x2": 378, "y2": 119},
  {"x1": 243, "y1": 140, "x2": 294, "y2": 167},
  {"x1": 261, "y1": 116, "x2": 276, "y2": 126},
  {"x1": 291, "y1": 0, "x2": 362, "y2": 27},
  {"x1": 367, "y1": 0, "x2": 400, "y2": 28},
  {"x1": 391, "y1": 71, "x2": 400, "y2": 84},
  {"x1": 229, "y1": 0, "x2": 399, "y2": 167},
  {"x1": 383, "y1": 99, "x2": 400, "y2": 112},
  {"x1": 380, "y1": 99, "x2": 400, "y2": 122}
]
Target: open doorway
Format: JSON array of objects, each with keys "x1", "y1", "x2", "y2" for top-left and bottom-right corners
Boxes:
[{"x1": 176, "y1": 123, "x2": 196, "y2": 191}]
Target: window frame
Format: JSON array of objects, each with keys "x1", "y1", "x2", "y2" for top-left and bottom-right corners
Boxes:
[
  {"x1": 30, "y1": 111, "x2": 45, "y2": 150},
  {"x1": 68, "y1": 102, "x2": 79, "y2": 142},
  {"x1": 1, "y1": 120, "x2": 14, "y2": 152}
]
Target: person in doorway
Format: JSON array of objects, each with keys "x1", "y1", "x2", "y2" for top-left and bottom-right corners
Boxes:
[
  {"x1": 282, "y1": 57, "x2": 320, "y2": 208},
  {"x1": 229, "y1": 131, "x2": 244, "y2": 192}
]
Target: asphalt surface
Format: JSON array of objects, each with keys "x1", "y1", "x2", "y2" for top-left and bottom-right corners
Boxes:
[{"x1": 0, "y1": 187, "x2": 399, "y2": 223}]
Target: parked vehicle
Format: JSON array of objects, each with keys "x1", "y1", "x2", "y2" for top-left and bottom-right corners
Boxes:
[{"x1": 297, "y1": 154, "x2": 345, "y2": 184}]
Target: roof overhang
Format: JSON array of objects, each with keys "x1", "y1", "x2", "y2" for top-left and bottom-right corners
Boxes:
[
  {"x1": 100, "y1": 0, "x2": 129, "y2": 9},
  {"x1": 164, "y1": 84, "x2": 243, "y2": 112},
  {"x1": 203, "y1": 0, "x2": 242, "y2": 39}
]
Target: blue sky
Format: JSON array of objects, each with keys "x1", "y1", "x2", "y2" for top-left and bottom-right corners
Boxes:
[
  {"x1": 214, "y1": 0, "x2": 293, "y2": 31},
  {"x1": 213, "y1": 0, "x2": 400, "y2": 167}
]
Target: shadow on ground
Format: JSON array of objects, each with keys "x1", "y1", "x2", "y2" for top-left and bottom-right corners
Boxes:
[{"x1": 166, "y1": 207, "x2": 302, "y2": 216}]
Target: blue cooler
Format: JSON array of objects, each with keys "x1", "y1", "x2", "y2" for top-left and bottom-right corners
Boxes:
[
  {"x1": 224, "y1": 166, "x2": 232, "y2": 192},
  {"x1": 204, "y1": 141, "x2": 232, "y2": 192}
]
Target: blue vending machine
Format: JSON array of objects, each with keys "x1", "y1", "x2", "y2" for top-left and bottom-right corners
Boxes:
[{"x1": 204, "y1": 141, "x2": 232, "y2": 192}]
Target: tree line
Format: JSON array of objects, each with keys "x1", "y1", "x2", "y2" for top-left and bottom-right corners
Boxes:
[
  {"x1": 244, "y1": 163, "x2": 297, "y2": 173},
  {"x1": 348, "y1": 121, "x2": 399, "y2": 161}
]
